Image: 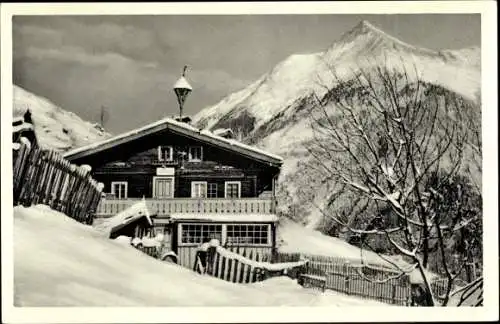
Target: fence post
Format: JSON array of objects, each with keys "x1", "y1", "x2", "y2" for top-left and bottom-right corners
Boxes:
[
  {"x1": 85, "y1": 188, "x2": 100, "y2": 225},
  {"x1": 206, "y1": 246, "x2": 216, "y2": 276},
  {"x1": 344, "y1": 263, "x2": 350, "y2": 295},
  {"x1": 32, "y1": 150, "x2": 50, "y2": 205},
  {"x1": 13, "y1": 138, "x2": 32, "y2": 203},
  {"x1": 391, "y1": 284, "x2": 397, "y2": 305},
  {"x1": 54, "y1": 160, "x2": 67, "y2": 212},
  {"x1": 18, "y1": 148, "x2": 39, "y2": 206}
]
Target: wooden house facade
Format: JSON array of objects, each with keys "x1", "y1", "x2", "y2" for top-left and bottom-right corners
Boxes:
[{"x1": 64, "y1": 117, "x2": 283, "y2": 269}]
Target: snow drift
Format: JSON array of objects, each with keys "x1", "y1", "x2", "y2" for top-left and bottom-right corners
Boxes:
[
  {"x1": 14, "y1": 205, "x2": 385, "y2": 306},
  {"x1": 13, "y1": 85, "x2": 111, "y2": 152}
]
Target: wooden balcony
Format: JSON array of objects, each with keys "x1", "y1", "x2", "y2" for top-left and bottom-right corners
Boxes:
[{"x1": 95, "y1": 197, "x2": 277, "y2": 217}]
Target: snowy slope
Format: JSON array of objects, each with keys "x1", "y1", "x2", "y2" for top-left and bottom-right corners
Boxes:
[
  {"x1": 13, "y1": 205, "x2": 386, "y2": 306},
  {"x1": 13, "y1": 85, "x2": 111, "y2": 152},
  {"x1": 194, "y1": 20, "x2": 480, "y2": 132},
  {"x1": 192, "y1": 20, "x2": 481, "y2": 228}
]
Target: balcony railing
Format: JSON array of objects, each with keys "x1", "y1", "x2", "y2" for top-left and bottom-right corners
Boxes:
[{"x1": 95, "y1": 198, "x2": 276, "y2": 217}]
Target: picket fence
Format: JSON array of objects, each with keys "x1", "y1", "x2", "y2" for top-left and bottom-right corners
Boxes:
[
  {"x1": 194, "y1": 245, "x2": 307, "y2": 284},
  {"x1": 299, "y1": 254, "x2": 410, "y2": 305},
  {"x1": 306, "y1": 254, "x2": 458, "y2": 305},
  {"x1": 140, "y1": 246, "x2": 159, "y2": 258},
  {"x1": 133, "y1": 242, "x2": 451, "y2": 306},
  {"x1": 234, "y1": 251, "x2": 451, "y2": 306},
  {"x1": 13, "y1": 137, "x2": 104, "y2": 225}
]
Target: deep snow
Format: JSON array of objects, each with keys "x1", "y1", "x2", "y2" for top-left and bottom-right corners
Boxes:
[
  {"x1": 14, "y1": 205, "x2": 386, "y2": 306},
  {"x1": 278, "y1": 219, "x2": 436, "y2": 284}
]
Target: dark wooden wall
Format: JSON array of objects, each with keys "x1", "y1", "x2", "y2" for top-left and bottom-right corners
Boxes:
[{"x1": 79, "y1": 128, "x2": 278, "y2": 199}]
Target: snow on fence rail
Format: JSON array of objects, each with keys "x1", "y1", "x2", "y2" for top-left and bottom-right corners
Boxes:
[
  {"x1": 13, "y1": 137, "x2": 103, "y2": 225},
  {"x1": 300, "y1": 254, "x2": 452, "y2": 306},
  {"x1": 195, "y1": 243, "x2": 308, "y2": 284},
  {"x1": 236, "y1": 250, "x2": 450, "y2": 306},
  {"x1": 302, "y1": 254, "x2": 411, "y2": 305}
]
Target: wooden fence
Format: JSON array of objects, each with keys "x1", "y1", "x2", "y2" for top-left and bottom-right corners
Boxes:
[
  {"x1": 234, "y1": 250, "x2": 451, "y2": 306},
  {"x1": 303, "y1": 254, "x2": 457, "y2": 306},
  {"x1": 140, "y1": 246, "x2": 159, "y2": 258},
  {"x1": 431, "y1": 278, "x2": 461, "y2": 305},
  {"x1": 195, "y1": 245, "x2": 308, "y2": 284},
  {"x1": 302, "y1": 254, "x2": 411, "y2": 305},
  {"x1": 128, "y1": 241, "x2": 453, "y2": 306},
  {"x1": 13, "y1": 137, "x2": 103, "y2": 225}
]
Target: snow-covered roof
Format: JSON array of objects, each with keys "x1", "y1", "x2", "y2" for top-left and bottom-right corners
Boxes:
[
  {"x1": 94, "y1": 199, "x2": 152, "y2": 236},
  {"x1": 213, "y1": 128, "x2": 234, "y2": 138},
  {"x1": 169, "y1": 213, "x2": 278, "y2": 223},
  {"x1": 63, "y1": 117, "x2": 282, "y2": 166}
]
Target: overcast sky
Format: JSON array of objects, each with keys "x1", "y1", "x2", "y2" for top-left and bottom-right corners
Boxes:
[{"x1": 13, "y1": 14, "x2": 480, "y2": 134}]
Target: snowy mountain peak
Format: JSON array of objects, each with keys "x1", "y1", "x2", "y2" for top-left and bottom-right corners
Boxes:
[
  {"x1": 324, "y1": 20, "x2": 439, "y2": 62},
  {"x1": 351, "y1": 20, "x2": 385, "y2": 36},
  {"x1": 192, "y1": 19, "x2": 480, "y2": 228}
]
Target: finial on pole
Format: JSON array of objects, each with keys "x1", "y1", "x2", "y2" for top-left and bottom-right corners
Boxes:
[{"x1": 173, "y1": 65, "x2": 193, "y2": 121}]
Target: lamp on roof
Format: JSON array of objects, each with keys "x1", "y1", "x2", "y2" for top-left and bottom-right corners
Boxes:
[{"x1": 173, "y1": 65, "x2": 193, "y2": 122}]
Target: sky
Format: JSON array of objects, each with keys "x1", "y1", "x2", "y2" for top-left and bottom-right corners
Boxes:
[{"x1": 13, "y1": 14, "x2": 480, "y2": 134}]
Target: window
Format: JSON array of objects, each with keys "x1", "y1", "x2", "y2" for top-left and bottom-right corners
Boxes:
[
  {"x1": 158, "y1": 146, "x2": 173, "y2": 162},
  {"x1": 153, "y1": 176, "x2": 174, "y2": 198},
  {"x1": 208, "y1": 183, "x2": 218, "y2": 198},
  {"x1": 188, "y1": 146, "x2": 203, "y2": 162},
  {"x1": 191, "y1": 181, "x2": 207, "y2": 198},
  {"x1": 225, "y1": 181, "x2": 241, "y2": 198},
  {"x1": 111, "y1": 181, "x2": 128, "y2": 199},
  {"x1": 180, "y1": 224, "x2": 222, "y2": 244},
  {"x1": 226, "y1": 224, "x2": 270, "y2": 245}
]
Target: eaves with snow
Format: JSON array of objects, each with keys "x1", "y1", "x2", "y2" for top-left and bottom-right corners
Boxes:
[{"x1": 63, "y1": 116, "x2": 283, "y2": 167}]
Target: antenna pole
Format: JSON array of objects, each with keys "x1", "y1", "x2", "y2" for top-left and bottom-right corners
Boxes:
[
  {"x1": 180, "y1": 65, "x2": 188, "y2": 118},
  {"x1": 100, "y1": 106, "x2": 104, "y2": 128}
]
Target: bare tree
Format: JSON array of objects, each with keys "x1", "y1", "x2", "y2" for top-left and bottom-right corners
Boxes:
[{"x1": 306, "y1": 60, "x2": 481, "y2": 306}]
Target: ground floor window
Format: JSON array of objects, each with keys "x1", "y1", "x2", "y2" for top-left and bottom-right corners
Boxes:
[
  {"x1": 226, "y1": 224, "x2": 270, "y2": 245},
  {"x1": 180, "y1": 224, "x2": 222, "y2": 244},
  {"x1": 178, "y1": 223, "x2": 271, "y2": 246}
]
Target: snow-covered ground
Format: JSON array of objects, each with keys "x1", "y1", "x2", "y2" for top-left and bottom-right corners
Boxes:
[
  {"x1": 278, "y1": 219, "x2": 436, "y2": 284},
  {"x1": 13, "y1": 85, "x2": 111, "y2": 152},
  {"x1": 279, "y1": 219, "x2": 395, "y2": 266},
  {"x1": 14, "y1": 205, "x2": 386, "y2": 306}
]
